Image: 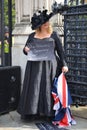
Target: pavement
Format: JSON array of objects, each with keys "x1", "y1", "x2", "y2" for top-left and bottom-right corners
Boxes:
[{"x1": 0, "y1": 106, "x2": 87, "y2": 130}]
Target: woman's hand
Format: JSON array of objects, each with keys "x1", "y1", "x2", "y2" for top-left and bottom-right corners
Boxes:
[
  {"x1": 24, "y1": 46, "x2": 30, "y2": 53},
  {"x1": 62, "y1": 66, "x2": 68, "y2": 73}
]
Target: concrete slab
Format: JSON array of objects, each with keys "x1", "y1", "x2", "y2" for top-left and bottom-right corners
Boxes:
[
  {"x1": 71, "y1": 106, "x2": 87, "y2": 119},
  {"x1": 0, "y1": 107, "x2": 87, "y2": 130}
]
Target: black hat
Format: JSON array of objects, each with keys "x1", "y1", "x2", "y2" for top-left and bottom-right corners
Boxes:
[{"x1": 31, "y1": 10, "x2": 54, "y2": 30}]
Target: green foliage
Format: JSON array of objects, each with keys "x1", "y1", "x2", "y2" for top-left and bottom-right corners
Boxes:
[{"x1": 4, "y1": 0, "x2": 15, "y2": 30}]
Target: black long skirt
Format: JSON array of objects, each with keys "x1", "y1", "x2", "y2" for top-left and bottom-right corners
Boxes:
[{"x1": 17, "y1": 60, "x2": 59, "y2": 117}]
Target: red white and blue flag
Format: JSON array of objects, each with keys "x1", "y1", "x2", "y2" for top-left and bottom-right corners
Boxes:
[{"x1": 52, "y1": 73, "x2": 76, "y2": 127}]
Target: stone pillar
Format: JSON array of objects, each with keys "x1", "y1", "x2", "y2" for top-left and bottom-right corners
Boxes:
[
  {"x1": 12, "y1": 0, "x2": 54, "y2": 86},
  {"x1": 12, "y1": 0, "x2": 32, "y2": 86}
]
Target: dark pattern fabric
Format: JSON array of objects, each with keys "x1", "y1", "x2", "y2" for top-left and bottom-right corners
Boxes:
[{"x1": 17, "y1": 31, "x2": 66, "y2": 117}]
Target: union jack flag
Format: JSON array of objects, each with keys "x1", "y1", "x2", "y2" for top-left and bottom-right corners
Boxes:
[{"x1": 52, "y1": 73, "x2": 76, "y2": 127}]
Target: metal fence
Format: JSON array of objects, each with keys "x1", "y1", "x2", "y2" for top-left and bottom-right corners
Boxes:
[
  {"x1": 64, "y1": 4, "x2": 87, "y2": 105},
  {"x1": 0, "y1": 1, "x2": 1, "y2": 41},
  {"x1": 0, "y1": 0, "x2": 12, "y2": 66}
]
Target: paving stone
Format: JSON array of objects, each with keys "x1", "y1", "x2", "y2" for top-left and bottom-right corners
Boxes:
[
  {"x1": 0, "y1": 108, "x2": 87, "y2": 130},
  {"x1": 71, "y1": 106, "x2": 87, "y2": 119}
]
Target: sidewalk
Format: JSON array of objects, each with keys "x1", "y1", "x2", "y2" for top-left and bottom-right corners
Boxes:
[{"x1": 0, "y1": 106, "x2": 87, "y2": 130}]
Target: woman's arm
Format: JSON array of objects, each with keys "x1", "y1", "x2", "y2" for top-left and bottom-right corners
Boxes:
[
  {"x1": 23, "y1": 32, "x2": 35, "y2": 55},
  {"x1": 52, "y1": 31, "x2": 68, "y2": 73}
]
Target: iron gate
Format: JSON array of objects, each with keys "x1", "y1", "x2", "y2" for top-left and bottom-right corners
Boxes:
[
  {"x1": 64, "y1": 4, "x2": 87, "y2": 106},
  {"x1": 0, "y1": 0, "x2": 12, "y2": 66}
]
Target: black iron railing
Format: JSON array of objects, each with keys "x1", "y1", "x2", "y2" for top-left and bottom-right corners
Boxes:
[
  {"x1": 0, "y1": 0, "x2": 12, "y2": 66},
  {"x1": 64, "y1": 4, "x2": 87, "y2": 106}
]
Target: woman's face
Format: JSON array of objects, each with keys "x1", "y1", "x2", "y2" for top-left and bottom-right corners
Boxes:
[{"x1": 41, "y1": 21, "x2": 50, "y2": 29}]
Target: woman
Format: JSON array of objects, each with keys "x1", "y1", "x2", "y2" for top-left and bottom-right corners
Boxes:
[{"x1": 17, "y1": 10, "x2": 68, "y2": 120}]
